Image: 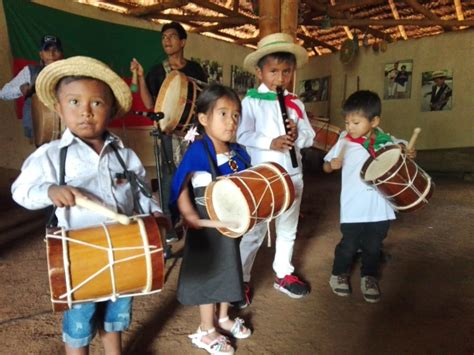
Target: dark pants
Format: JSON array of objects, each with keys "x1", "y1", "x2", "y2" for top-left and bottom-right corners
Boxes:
[{"x1": 332, "y1": 221, "x2": 390, "y2": 278}]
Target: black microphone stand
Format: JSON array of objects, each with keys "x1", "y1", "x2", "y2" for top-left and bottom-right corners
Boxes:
[{"x1": 147, "y1": 113, "x2": 174, "y2": 260}]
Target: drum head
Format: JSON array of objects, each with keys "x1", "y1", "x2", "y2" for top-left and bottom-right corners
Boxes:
[
  {"x1": 362, "y1": 145, "x2": 401, "y2": 181},
  {"x1": 154, "y1": 71, "x2": 189, "y2": 134},
  {"x1": 208, "y1": 179, "x2": 250, "y2": 236}
]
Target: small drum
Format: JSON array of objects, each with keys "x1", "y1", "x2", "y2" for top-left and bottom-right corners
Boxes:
[
  {"x1": 361, "y1": 145, "x2": 434, "y2": 212},
  {"x1": 31, "y1": 94, "x2": 62, "y2": 146},
  {"x1": 154, "y1": 70, "x2": 200, "y2": 134},
  {"x1": 309, "y1": 118, "x2": 341, "y2": 152},
  {"x1": 46, "y1": 215, "x2": 164, "y2": 311},
  {"x1": 205, "y1": 162, "x2": 295, "y2": 238}
]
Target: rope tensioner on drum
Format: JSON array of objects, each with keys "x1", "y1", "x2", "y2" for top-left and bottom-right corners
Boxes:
[{"x1": 47, "y1": 217, "x2": 163, "y2": 309}]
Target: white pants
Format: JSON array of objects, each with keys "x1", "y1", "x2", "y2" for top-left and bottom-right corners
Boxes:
[{"x1": 239, "y1": 174, "x2": 304, "y2": 281}]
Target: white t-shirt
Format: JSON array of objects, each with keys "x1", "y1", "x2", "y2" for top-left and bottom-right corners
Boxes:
[{"x1": 324, "y1": 132, "x2": 396, "y2": 223}]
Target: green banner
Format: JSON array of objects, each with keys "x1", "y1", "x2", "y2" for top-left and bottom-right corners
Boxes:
[{"x1": 3, "y1": 0, "x2": 166, "y2": 75}]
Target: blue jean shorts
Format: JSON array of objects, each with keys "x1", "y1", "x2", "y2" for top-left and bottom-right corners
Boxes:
[{"x1": 62, "y1": 297, "x2": 132, "y2": 348}]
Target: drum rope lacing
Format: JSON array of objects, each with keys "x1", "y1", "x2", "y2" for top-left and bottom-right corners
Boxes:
[
  {"x1": 212, "y1": 164, "x2": 292, "y2": 243},
  {"x1": 47, "y1": 218, "x2": 163, "y2": 309},
  {"x1": 370, "y1": 152, "x2": 431, "y2": 210}
]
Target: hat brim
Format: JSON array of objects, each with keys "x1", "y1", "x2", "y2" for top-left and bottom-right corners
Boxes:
[
  {"x1": 244, "y1": 42, "x2": 308, "y2": 72},
  {"x1": 35, "y1": 56, "x2": 132, "y2": 117}
]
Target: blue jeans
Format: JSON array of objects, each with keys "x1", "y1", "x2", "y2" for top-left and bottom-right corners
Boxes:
[
  {"x1": 332, "y1": 221, "x2": 390, "y2": 277},
  {"x1": 62, "y1": 297, "x2": 132, "y2": 348}
]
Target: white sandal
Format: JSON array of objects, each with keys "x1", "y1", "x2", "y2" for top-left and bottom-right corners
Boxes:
[
  {"x1": 188, "y1": 327, "x2": 235, "y2": 354},
  {"x1": 218, "y1": 316, "x2": 252, "y2": 339}
]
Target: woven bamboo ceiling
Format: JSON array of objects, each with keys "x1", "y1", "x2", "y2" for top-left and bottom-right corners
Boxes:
[{"x1": 75, "y1": 0, "x2": 474, "y2": 56}]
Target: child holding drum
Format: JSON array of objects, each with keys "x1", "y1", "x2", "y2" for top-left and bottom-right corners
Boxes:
[
  {"x1": 323, "y1": 90, "x2": 416, "y2": 303},
  {"x1": 11, "y1": 56, "x2": 164, "y2": 354},
  {"x1": 235, "y1": 33, "x2": 315, "y2": 307},
  {"x1": 170, "y1": 84, "x2": 252, "y2": 354}
]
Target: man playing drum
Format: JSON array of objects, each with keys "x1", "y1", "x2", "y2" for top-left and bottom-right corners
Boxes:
[
  {"x1": 130, "y1": 22, "x2": 207, "y2": 243},
  {"x1": 323, "y1": 90, "x2": 416, "y2": 303}
]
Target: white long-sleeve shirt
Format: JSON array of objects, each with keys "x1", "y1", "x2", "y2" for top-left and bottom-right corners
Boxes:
[
  {"x1": 0, "y1": 66, "x2": 31, "y2": 100},
  {"x1": 11, "y1": 129, "x2": 161, "y2": 230},
  {"x1": 237, "y1": 83, "x2": 315, "y2": 176}
]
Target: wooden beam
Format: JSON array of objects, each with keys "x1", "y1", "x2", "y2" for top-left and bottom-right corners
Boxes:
[
  {"x1": 281, "y1": 0, "x2": 299, "y2": 36},
  {"x1": 189, "y1": 23, "x2": 237, "y2": 33},
  {"x1": 192, "y1": 0, "x2": 245, "y2": 18},
  {"x1": 307, "y1": 18, "x2": 474, "y2": 27},
  {"x1": 146, "y1": 13, "x2": 256, "y2": 25},
  {"x1": 403, "y1": 0, "x2": 451, "y2": 31},
  {"x1": 306, "y1": 0, "x2": 393, "y2": 42},
  {"x1": 388, "y1": 0, "x2": 408, "y2": 40},
  {"x1": 127, "y1": 0, "x2": 187, "y2": 16},
  {"x1": 298, "y1": 33, "x2": 338, "y2": 52},
  {"x1": 454, "y1": 0, "x2": 468, "y2": 29},
  {"x1": 331, "y1": 0, "x2": 386, "y2": 12},
  {"x1": 259, "y1": 0, "x2": 280, "y2": 38}
]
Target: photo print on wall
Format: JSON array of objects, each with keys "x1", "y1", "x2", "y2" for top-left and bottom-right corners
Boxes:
[
  {"x1": 421, "y1": 69, "x2": 453, "y2": 112},
  {"x1": 298, "y1": 76, "x2": 330, "y2": 103},
  {"x1": 191, "y1": 57, "x2": 223, "y2": 84},
  {"x1": 230, "y1": 65, "x2": 256, "y2": 98},
  {"x1": 384, "y1": 60, "x2": 413, "y2": 100}
]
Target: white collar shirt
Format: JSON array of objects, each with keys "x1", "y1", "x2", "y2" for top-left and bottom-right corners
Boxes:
[
  {"x1": 11, "y1": 129, "x2": 161, "y2": 230},
  {"x1": 237, "y1": 83, "x2": 315, "y2": 176}
]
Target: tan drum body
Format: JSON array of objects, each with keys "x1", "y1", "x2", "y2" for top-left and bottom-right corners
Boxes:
[
  {"x1": 46, "y1": 215, "x2": 164, "y2": 311},
  {"x1": 154, "y1": 70, "x2": 199, "y2": 134},
  {"x1": 361, "y1": 145, "x2": 434, "y2": 213},
  {"x1": 309, "y1": 118, "x2": 341, "y2": 152},
  {"x1": 31, "y1": 94, "x2": 62, "y2": 146},
  {"x1": 205, "y1": 162, "x2": 295, "y2": 238}
]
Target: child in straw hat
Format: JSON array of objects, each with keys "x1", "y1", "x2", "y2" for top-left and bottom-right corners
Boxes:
[
  {"x1": 11, "y1": 56, "x2": 164, "y2": 353},
  {"x1": 235, "y1": 33, "x2": 315, "y2": 308}
]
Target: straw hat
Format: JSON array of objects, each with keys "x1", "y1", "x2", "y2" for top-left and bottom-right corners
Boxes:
[
  {"x1": 244, "y1": 33, "x2": 308, "y2": 72},
  {"x1": 431, "y1": 70, "x2": 446, "y2": 80},
  {"x1": 36, "y1": 56, "x2": 132, "y2": 117}
]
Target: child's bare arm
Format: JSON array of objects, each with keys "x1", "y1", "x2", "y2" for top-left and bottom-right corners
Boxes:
[
  {"x1": 177, "y1": 184, "x2": 202, "y2": 229},
  {"x1": 130, "y1": 58, "x2": 153, "y2": 109},
  {"x1": 48, "y1": 185, "x2": 87, "y2": 208}
]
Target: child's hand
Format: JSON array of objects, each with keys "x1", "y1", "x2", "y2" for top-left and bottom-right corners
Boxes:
[
  {"x1": 270, "y1": 135, "x2": 294, "y2": 152},
  {"x1": 130, "y1": 58, "x2": 144, "y2": 77},
  {"x1": 286, "y1": 119, "x2": 298, "y2": 141},
  {"x1": 405, "y1": 147, "x2": 417, "y2": 159},
  {"x1": 20, "y1": 83, "x2": 33, "y2": 97},
  {"x1": 330, "y1": 158, "x2": 342, "y2": 170},
  {"x1": 48, "y1": 185, "x2": 87, "y2": 208}
]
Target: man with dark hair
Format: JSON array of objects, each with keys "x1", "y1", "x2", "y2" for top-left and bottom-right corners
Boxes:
[
  {"x1": 0, "y1": 35, "x2": 64, "y2": 140},
  {"x1": 130, "y1": 22, "x2": 207, "y2": 243}
]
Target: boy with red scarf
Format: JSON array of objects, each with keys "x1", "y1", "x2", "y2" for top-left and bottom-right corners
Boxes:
[{"x1": 323, "y1": 90, "x2": 415, "y2": 303}]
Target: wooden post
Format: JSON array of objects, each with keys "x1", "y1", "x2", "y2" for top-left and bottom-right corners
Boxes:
[
  {"x1": 281, "y1": 0, "x2": 298, "y2": 37},
  {"x1": 258, "y1": 0, "x2": 280, "y2": 38}
]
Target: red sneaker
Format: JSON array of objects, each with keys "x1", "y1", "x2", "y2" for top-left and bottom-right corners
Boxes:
[{"x1": 274, "y1": 274, "x2": 310, "y2": 298}]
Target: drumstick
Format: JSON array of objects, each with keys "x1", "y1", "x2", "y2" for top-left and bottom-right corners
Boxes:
[
  {"x1": 75, "y1": 197, "x2": 131, "y2": 225},
  {"x1": 195, "y1": 219, "x2": 239, "y2": 230},
  {"x1": 130, "y1": 69, "x2": 138, "y2": 93},
  {"x1": 407, "y1": 127, "x2": 421, "y2": 151}
]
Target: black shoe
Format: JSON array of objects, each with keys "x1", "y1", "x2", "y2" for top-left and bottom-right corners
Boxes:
[
  {"x1": 165, "y1": 230, "x2": 179, "y2": 244},
  {"x1": 231, "y1": 282, "x2": 251, "y2": 309}
]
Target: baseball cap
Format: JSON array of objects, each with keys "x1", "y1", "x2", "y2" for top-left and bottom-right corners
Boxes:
[{"x1": 40, "y1": 35, "x2": 63, "y2": 52}]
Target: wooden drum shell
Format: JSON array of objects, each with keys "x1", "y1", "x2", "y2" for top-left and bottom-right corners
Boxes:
[
  {"x1": 361, "y1": 145, "x2": 434, "y2": 213},
  {"x1": 205, "y1": 162, "x2": 295, "y2": 238},
  {"x1": 47, "y1": 215, "x2": 164, "y2": 311}
]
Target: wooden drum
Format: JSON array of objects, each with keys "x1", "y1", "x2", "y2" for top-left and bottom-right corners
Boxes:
[
  {"x1": 360, "y1": 145, "x2": 434, "y2": 213},
  {"x1": 46, "y1": 215, "x2": 164, "y2": 311},
  {"x1": 154, "y1": 70, "x2": 200, "y2": 134},
  {"x1": 309, "y1": 118, "x2": 341, "y2": 152},
  {"x1": 205, "y1": 162, "x2": 295, "y2": 238},
  {"x1": 31, "y1": 94, "x2": 62, "y2": 146}
]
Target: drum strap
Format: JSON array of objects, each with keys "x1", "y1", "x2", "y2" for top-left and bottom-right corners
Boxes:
[
  {"x1": 202, "y1": 139, "x2": 251, "y2": 180},
  {"x1": 162, "y1": 60, "x2": 172, "y2": 74},
  {"x1": 110, "y1": 144, "x2": 153, "y2": 214},
  {"x1": 46, "y1": 146, "x2": 68, "y2": 228}
]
